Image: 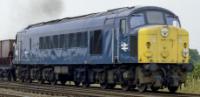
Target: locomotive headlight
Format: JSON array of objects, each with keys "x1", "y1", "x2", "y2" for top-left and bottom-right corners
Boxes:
[
  {"x1": 146, "y1": 42, "x2": 151, "y2": 49},
  {"x1": 183, "y1": 43, "x2": 189, "y2": 58},
  {"x1": 161, "y1": 27, "x2": 169, "y2": 38},
  {"x1": 182, "y1": 48, "x2": 189, "y2": 57}
]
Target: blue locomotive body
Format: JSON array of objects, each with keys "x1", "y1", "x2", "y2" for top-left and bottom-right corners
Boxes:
[{"x1": 14, "y1": 7, "x2": 146, "y2": 65}]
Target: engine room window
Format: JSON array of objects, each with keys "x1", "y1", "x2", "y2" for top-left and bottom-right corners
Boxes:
[
  {"x1": 80, "y1": 32, "x2": 88, "y2": 47},
  {"x1": 90, "y1": 30, "x2": 102, "y2": 54},
  {"x1": 29, "y1": 38, "x2": 32, "y2": 50},
  {"x1": 53, "y1": 35, "x2": 59, "y2": 48},
  {"x1": 59, "y1": 34, "x2": 65, "y2": 48},
  {"x1": 77, "y1": 32, "x2": 82, "y2": 48},
  {"x1": 69, "y1": 33, "x2": 77, "y2": 48},
  {"x1": 38, "y1": 32, "x2": 88, "y2": 49},
  {"x1": 64, "y1": 34, "x2": 69, "y2": 49},
  {"x1": 120, "y1": 19, "x2": 126, "y2": 34},
  {"x1": 146, "y1": 11, "x2": 165, "y2": 24},
  {"x1": 73, "y1": 33, "x2": 78, "y2": 47},
  {"x1": 130, "y1": 13, "x2": 145, "y2": 28},
  {"x1": 49, "y1": 36, "x2": 54, "y2": 49},
  {"x1": 43, "y1": 36, "x2": 47, "y2": 49},
  {"x1": 39, "y1": 37, "x2": 44, "y2": 49}
]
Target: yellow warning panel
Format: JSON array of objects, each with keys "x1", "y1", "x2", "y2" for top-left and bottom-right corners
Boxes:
[{"x1": 138, "y1": 25, "x2": 189, "y2": 64}]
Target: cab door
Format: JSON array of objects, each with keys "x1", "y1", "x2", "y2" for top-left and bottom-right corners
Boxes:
[
  {"x1": 104, "y1": 18, "x2": 116, "y2": 63},
  {"x1": 118, "y1": 18, "x2": 130, "y2": 63}
]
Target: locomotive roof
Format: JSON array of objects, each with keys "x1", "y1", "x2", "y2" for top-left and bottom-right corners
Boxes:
[{"x1": 25, "y1": 6, "x2": 177, "y2": 30}]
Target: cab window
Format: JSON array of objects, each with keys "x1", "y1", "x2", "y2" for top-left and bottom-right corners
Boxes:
[
  {"x1": 130, "y1": 11, "x2": 181, "y2": 29},
  {"x1": 146, "y1": 11, "x2": 165, "y2": 24},
  {"x1": 130, "y1": 13, "x2": 145, "y2": 28},
  {"x1": 166, "y1": 15, "x2": 180, "y2": 27},
  {"x1": 120, "y1": 19, "x2": 126, "y2": 34}
]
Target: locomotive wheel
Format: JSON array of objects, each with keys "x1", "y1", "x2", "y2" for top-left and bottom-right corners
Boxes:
[
  {"x1": 100, "y1": 83, "x2": 116, "y2": 89},
  {"x1": 168, "y1": 86, "x2": 178, "y2": 93},
  {"x1": 100, "y1": 83, "x2": 109, "y2": 89},
  {"x1": 27, "y1": 78, "x2": 32, "y2": 83},
  {"x1": 138, "y1": 84, "x2": 147, "y2": 92},
  {"x1": 60, "y1": 80, "x2": 66, "y2": 85},
  {"x1": 7, "y1": 71, "x2": 12, "y2": 81},
  {"x1": 151, "y1": 86, "x2": 160, "y2": 92},
  {"x1": 50, "y1": 80, "x2": 57, "y2": 85},
  {"x1": 26, "y1": 72, "x2": 32, "y2": 83},
  {"x1": 19, "y1": 70, "x2": 25, "y2": 83},
  {"x1": 74, "y1": 81, "x2": 80, "y2": 87},
  {"x1": 108, "y1": 84, "x2": 116, "y2": 89},
  {"x1": 49, "y1": 69, "x2": 57, "y2": 85},
  {"x1": 39, "y1": 80, "x2": 44, "y2": 84},
  {"x1": 36, "y1": 71, "x2": 42, "y2": 81},
  {"x1": 19, "y1": 77, "x2": 25, "y2": 83},
  {"x1": 82, "y1": 82, "x2": 90, "y2": 88},
  {"x1": 99, "y1": 71, "x2": 108, "y2": 89},
  {"x1": 121, "y1": 83, "x2": 131, "y2": 91},
  {"x1": 50, "y1": 78, "x2": 57, "y2": 85},
  {"x1": 24, "y1": 70, "x2": 31, "y2": 83}
]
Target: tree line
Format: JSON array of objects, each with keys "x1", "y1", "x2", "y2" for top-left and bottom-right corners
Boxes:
[{"x1": 189, "y1": 49, "x2": 200, "y2": 80}]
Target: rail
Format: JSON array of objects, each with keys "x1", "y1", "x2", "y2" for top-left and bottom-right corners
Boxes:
[{"x1": 0, "y1": 81, "x2": 199, "y2": 97}]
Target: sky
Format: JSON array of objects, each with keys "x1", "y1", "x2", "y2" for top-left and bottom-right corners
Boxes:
[{"x1": 0, "y1": 0, "x2": 199, "y2": 51}]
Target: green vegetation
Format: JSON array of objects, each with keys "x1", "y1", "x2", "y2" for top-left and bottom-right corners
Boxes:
[
  {"x1": 189, "y1": 49, "x2": 200, "y2": 64},
  {"x1": 179, "y1": 49, "x2": 200, "y2": 94}
]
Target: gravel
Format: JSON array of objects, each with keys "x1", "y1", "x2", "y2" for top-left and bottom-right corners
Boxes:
[{"x1": 0, "y1": 88, "x2": 66, "y2": 97}]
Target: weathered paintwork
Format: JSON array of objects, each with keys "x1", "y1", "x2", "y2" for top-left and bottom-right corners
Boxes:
[{"x1": 13, "y1": 6, "x2": 185, "y2": 65}]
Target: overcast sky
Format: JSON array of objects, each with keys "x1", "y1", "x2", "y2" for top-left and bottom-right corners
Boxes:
[{"x1": 0, "y1": 0, "x2": 199, "y2": 51}]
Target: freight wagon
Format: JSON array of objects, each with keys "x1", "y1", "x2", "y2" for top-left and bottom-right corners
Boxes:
[{"x1": 0, "y1": 39, "x2": 15, "y2": 80}]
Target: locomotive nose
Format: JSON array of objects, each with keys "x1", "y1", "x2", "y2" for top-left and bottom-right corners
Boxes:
[{"x1": 138, "y1": 25, "x2": 189, "y2": 63}]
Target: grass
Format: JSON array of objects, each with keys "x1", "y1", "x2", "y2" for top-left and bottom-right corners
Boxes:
[{"x1": 179, "y1": 79, "x2": 200, "y2": 94}]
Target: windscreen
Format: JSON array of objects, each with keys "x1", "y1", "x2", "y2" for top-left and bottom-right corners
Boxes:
[
  {"x1": 146, "y1": 11, "x2": 165, "y2": 24},
  {"x1": 166, "y1": 14, "x2": 180, "y2": 27},
  {"x1": 130, "y1": 13, "x2": 145, "y2": 28},
  {"x1": 130, "y1": 10, "x2": 180, "y2": 28}
]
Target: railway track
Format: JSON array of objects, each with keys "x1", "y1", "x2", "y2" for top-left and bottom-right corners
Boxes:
[
  {"x1": 0, "y1": 81, "x2": 199, "y2": 97},
  {"x1": 0, "y1": 93, "x2": 21, "y2": 97}
]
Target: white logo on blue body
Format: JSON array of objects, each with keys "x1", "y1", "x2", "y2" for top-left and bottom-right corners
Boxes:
[{"x1": 121, "y1": 42, "x2": 128, "y2": 52}]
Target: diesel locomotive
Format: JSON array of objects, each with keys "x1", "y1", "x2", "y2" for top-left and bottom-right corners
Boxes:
[{"x1": 0, "y1": 6, "x2": 193, "y2": 93}]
